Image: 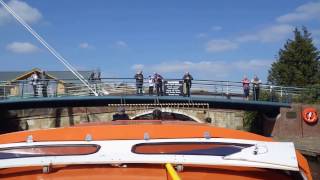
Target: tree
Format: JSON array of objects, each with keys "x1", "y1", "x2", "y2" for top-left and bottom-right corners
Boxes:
[{"x1": 268, "y1": 27, "x2": 320, "y2": 86}]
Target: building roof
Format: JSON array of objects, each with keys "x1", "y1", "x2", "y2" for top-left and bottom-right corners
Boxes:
[{"x1": 0, "y1": 68, "x2": 94, "y2": 82}]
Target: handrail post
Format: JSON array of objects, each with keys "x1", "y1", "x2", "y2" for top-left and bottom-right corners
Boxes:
[
  {"x1": 226, "y1": 81, "x2": 230, "y2": 99},
  {"x1": 1, "y1": 83, "x2": 5, "y2": 99},
  {"x1": 280, "y1": 87, "x2": 283, "y2": 102},
  {"x1": 4, "y1": 82, "x2": 6, "y2": 99},
  {"x1": 221, "y1": 81, "x2": 223, "y2": 96},
  {"x1": 227, "y1": 81, "x2": 229, "y2": 96},
  {"x1": 21, "y1": 80, "x2": 25, "y2": 98},
  {"x1": 55, "y1": 80, "x2": 58, "y2": 97},
  {"x1": 123, "y1": 79, "x2": 126, "y2": 96}
]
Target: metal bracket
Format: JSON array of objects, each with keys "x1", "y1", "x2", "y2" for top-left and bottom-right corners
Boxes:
[
  {"x1": 85, "y1": 134, "x2": 92, "y2": 141},
  {"x1": 26, "y1": 135, "x2": 33, "y2": 143},
  {"x1": 42, "y1": 164, "x2": 52, "y2": 174},
  {"x1": 204, "y1": 131, "x2": 211, "y2": 139},
  {"x1": 144, "y1": 132, "x2": 150, "y2": 140}
]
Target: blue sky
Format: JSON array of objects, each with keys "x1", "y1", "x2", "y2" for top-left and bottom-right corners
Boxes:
[{"x1": 0, "y1": 0, "x2": 319, "y2": 82}]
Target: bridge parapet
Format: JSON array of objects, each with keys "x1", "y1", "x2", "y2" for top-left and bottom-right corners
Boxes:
[{"x1": 0, "y1": 78, "x2": 310, "y2": 104}]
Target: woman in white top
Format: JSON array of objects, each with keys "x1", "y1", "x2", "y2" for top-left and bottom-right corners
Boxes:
[
  {"x1": 148, "y1": 75, "x2": 155, "y2": 96},
  {"x1": 30, "y1": 72, "x2": 39, "y2": 97}
]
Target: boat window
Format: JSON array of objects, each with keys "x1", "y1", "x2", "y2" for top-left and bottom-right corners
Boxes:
[
  {"x1": 0, "y1": 144, "x2": 100, "y2": 159},
  {"x1": 132, "y1": 142, "x2": 253, "y2": 156}
]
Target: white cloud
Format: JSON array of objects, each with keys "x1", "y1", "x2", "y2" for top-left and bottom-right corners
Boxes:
[
  {"x1": 79, "y1": 42, "x2": 89, "y2": 49},
  {"x1": 131, "y1": 64, "x2": 144, "y2": 71},
  {"x1": 6, "y1": 42, "x2": 39, "y2": 54},
  {"x1": 0, "y1": 0, "x2": 42, "y2": 25},
  {"x1": 115, "y1": 40, "x2": 128, "y2": 48},
  {"x1": 236, "y1": 24, "x2": 293, "y2": 43},
  {"x1": 79, "y1": 42, "x2": 94, "y2": 49},
  {"x1": 200, "y1": 2, "x2": 317, "y2": 53},
  {"x1": 133, "y1": 59, "x2": 272, "y2": 79},
  {"x1": 230, "y1": 2, "x2": 320, "y2": 46},
  {"x1": 312, "y1": 29, "x2": 320, "y2": 45},
  {"x1": 211, "y1": 26, "x2": 222, "y2": 31},
  {"x1": 206, "y1": 39, "x2": 238, "y2": 52},
  {"x1": 233, "y1": 59, "x2": 272, "y2": 71},
  {"x1": 196, "y1": 33, "x2": 207, "y2": 38},
  {"x1": 312, "y1": 29, "x2": 320, "y2": 36},
  {"x1": 276, "y1": 2, "x2": 320, "y2": 23},
  {"x1": 135, "y1": 61, "x2": 230, "y2": 78}
]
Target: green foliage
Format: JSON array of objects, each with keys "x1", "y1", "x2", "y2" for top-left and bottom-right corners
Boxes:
[
  {"x1": 256, "y1": 90, "x2": 272, "y2": 101},
  {"x1": 243, "y1": 111, "x2": 258, "y2": 132},
  {"x1": 243, "y1": 111, "x2": 265, "y2": 134},
  {"x1": 293, "y1": 84, "x2": 320, "y2": 104},
  {"x1": 268, "y1": 27, "x2": 320, "y2": 87}
]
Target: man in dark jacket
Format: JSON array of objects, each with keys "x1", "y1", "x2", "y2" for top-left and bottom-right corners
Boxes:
[
  {"x1": 154, "y1": 72, "x2": 163, "y2": 96},
  {"x1": 251, "y1": 75, "x2": 261, "y2": 101},
  {"x1": 134, "y1": 70, "x2": 144, "y2": 95},
  {"x1": 41, "y1": 71, "x2": 49, "y2": 97},
  {"x1": 183, "y1": 72, "x2": 193, "y2": 97}
]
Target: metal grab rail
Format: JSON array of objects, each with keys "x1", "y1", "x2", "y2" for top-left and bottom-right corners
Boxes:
[{"x1": 0, "y1": 78, "x2": 316, "y2": 103}]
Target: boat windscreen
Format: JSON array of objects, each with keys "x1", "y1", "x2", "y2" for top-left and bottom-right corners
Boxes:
[
  {"x1": 0, "y1": 144, "x2": 100, "y2": 159},
  {"x1": 132, "y1": 142, "x2": 253, "y2": 156}
]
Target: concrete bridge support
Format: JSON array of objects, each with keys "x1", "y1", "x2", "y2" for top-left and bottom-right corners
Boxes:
[{"x1": 1, "y1": 103, "x2": 245, "y2": 132}]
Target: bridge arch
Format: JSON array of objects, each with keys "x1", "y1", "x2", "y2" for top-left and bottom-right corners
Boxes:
[{"x1": 130, "y1": 108, "x2": 202, "y2": 123}]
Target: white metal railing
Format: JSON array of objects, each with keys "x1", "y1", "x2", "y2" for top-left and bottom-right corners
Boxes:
[{"x1": 0, "y1": 78, "x2": 315, "y2": 103}]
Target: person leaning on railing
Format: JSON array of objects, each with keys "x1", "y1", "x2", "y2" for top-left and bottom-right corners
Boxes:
[
  {"x1": 41, "y1": 71, "x2": 49, "y2": 97},
  {"x1": 148, "y1": 75, "x2": 155, "y2": 96},
  {"x1": 134, "y1": 70, "x2": 144, "y2": 95},
  {"x1": 251, "y1": 75, "x2": 261, "y2": 101},
  {"x1": 182, "y1": 72, "x2": 193, "y2": 97},
  {"x1": 154, "y1": 72, "x2": 163, "y2": 96},
  {"x1": 30, "y1": 72, "x2": 39, "y2": 97},
  {"x1": 241, "y1": 75, "x2": 250, "y2": 100}
]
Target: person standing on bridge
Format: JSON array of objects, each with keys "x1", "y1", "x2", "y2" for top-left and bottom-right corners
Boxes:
[
  {"x1": 41, "y1": 71, "x2": 49, "y2": 97},
  {"x1": 182, "y1": 72, "x2": 193, "y2": 97},
  {"x1": 154, "y1": 72, "x2": 163, "y2": 96},
  {"x1": 134, "y1": 70, "x2": 144, "y2": 95},
  {"x1": 88, "y1": 72, "x2": 97, "y2": 96},
  {"x1": 241, "y1": 75, "x2": 250, "y2": 100},
  {"x1": 30, "y1": 72, "x2": 39, "y2": 97},
  {"x1": 148, "y1": 75, "x2": 154, "y2": 96},
  {"x1": 251, "y1": 75, "x2": 261, "y2": 101}
]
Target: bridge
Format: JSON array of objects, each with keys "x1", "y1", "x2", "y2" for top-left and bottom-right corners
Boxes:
[
  {"x1": 0, "y1": 77, "x2": 308, "y2": 132},
  {"x1": 0, "y1": 77, "x2": 305, "y2": 132},
  {"x1": 0, "y1": 78, "x2": 308, "y2": 111}
]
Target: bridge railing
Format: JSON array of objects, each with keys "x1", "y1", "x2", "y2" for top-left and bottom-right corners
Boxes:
[{"x1": 0, "y1": 78, "x2": 313, "y2": 103}]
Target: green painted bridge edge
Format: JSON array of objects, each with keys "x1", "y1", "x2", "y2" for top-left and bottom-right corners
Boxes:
[{"x1": 0, "y1": 95, "x2": 290, "y2": 111}]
